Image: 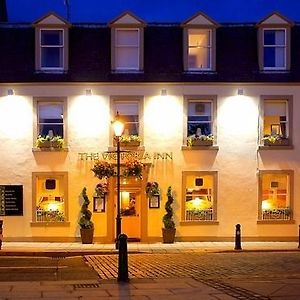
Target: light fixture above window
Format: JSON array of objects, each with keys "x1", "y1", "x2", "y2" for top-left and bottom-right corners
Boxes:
[
  {"x1": 85, "y1": 89, "x2": 92, "y2": 96},
  {"x1": 161, "y1": 89, "x2": 167, "y2": 96},
  {"x1": 237, "y1": 88, "x2": 244, "y2": 96},
  {"x1": 7, "y1": 89, "x2": 14, "y2": 96}
]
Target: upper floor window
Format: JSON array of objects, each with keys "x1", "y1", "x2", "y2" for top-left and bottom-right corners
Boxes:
[
  {"x1": 182, "y1": 12, "x2": 218, "y2": 72},
  {"x1": 263, "y1": 29, "x2": 286, "y2": 69},
  {"x1": 40, "y1": 29, "x2": 64, "y2": 69},
  {"x1": 33, "y1": 13, "x2": 70, "y2": 73},
  {"x1": 261, "y1": 96, "x2": 292, "y2": 147},
  {"x1": 258, "y1": 170, "x2": 293, "y2": 222},
  {"x1": 188, "y1": 29, "x2": 211, "y2": 70},
  {"x1": 184, "y1": 96, "x2": 216, "y2": 147},
  {"x1": 182, "y1": 171, "x2": 217, "y2": 222},
  {"x1": 109, "y1": 12, "x2": 146, "y2": 72},
  {"x1": 257, "y1": 12, "x2": 294, "y2": 71}
]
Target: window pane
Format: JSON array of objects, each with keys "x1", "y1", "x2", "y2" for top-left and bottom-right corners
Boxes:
[
  {"x1": 187, "y1": 101, "x2": 212, "y2": 136},
  {"x1": 185, "y1": 174, "x2": 214, "y2": 221},
  {"x1": 188, "y1": 29, "x2": 210, "y2": 47},
  {"x1": 264, "y1": 30, "x2": 285, "y2": 46},
  {"x1": 41, "y1": 30, "x2": 63, "y2": 46},
  {"x1": 264, "y1": 101, "x2": 287, "y2": 137},
  {"x1": 115, "y1": 48, "x2": 139, "y2": 69},
  {"x1": 261, "y1": 173, "x2": 291, "y2": 220},
  {"x1": 116, "y1": 30, "x2": 138, "y2": 46},
  {"x1": 41, "y1": 48, "x2": 63, "y2": 68}
]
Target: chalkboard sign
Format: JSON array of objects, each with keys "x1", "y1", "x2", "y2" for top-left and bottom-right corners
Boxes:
[{"x1": 0, "y1": 185, "x2": 23, "y2": 216}]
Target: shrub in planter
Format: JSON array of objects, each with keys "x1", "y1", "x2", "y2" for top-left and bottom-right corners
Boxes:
[{"x1": 162, "y1": 186, "x2": 176, "y2": 243}]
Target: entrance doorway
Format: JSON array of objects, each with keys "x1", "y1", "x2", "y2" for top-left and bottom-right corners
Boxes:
[{"x1": 118, "y1": 191, "x2": 141, "y2": 241}]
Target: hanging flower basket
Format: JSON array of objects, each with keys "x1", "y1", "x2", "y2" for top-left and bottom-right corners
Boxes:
[
  {"x1": 146, "y1": 182, "x2": 160, "y2": 198},
  {"x1": 95, "y1": 182, "x2": 108, "y2": 197},
  {"x1": 91, "y1": 161, "x2": 115, "y2": 180},
  {"x1": 123, "y1": 160, "x2": 143, "y2": 179}
]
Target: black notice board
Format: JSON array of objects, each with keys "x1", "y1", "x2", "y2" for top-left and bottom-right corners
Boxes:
[{"x1": 0, "y1": 185, "x2": 23, "y2": 216}]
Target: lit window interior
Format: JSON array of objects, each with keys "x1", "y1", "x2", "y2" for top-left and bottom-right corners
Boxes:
[
  {"x1": 120, "y1": 191, "x2": 137, "y2": 216},
  {"x1": 185, "y1": 174, "x2": 214, "y2": 221},
  {"x1": 36, "y1": 176, "x2": 65, "y2": 222},
  {"x1": 261, "y1": 173, "x2": 290, "y2": 220}
]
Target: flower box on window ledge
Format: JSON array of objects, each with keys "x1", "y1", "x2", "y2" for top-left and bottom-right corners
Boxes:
[
  {"x1": 114, "y1": 135, "x2": 141, "y2": 147},
  {"x1": 187, "y1": 134, "x2": 214, "y2": 147},
  {"x1": 262, "y1": 135, "x2": 289, "y2": 146},
  {"x1": 36, "y1": 135, "x2": 64, "y2": 150}
]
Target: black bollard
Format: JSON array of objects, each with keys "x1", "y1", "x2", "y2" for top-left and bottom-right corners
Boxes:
[
  {"x1": 298, "y1": 225, "x2": 300, "y2": 249},
  {"x1": 118, "y1": 233, "x2": 129, "y2": 282},
  {"x1": 0, "y1": 220, "x2": 3, "y2": 250},
  {"x1": 234, "y1": 224, "x2": 242, "y2": 250}
]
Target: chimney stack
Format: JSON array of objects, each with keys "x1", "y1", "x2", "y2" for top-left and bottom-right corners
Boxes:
[{"x1": 0, "y1": 0, "x2": 8, "y2": 22}]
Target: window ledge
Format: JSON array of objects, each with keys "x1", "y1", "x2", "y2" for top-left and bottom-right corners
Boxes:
[
  {"x1": 184, "y1": 70, "x2": 217, "y2": 74},
  {"x1": 107, "y1": 146, "x2": 145, "y2": 152},
  {"x1": 180, "y1": 221, "x2": 219, "y2": 226},
  {"x1": 35, "y1": 70, "x2": 67, "y2": 74},
  {"x1": 181, "y1": 145, "x2": 219, "y2": 151},
  {"x1": 111, "y1": 70, "x2": 144, "y2": 74},
  {"x1": 258, "y1": 145, "x2": 294, "y2": 150},
  {"x1": 257, "y1": 220, "x2": 295, "y2": 225},
  {"x1": 30, "y1": 221, "x2": 70, "y2": 227},
  {"x1": 32, "y1": 147, "x2": 69, "y2": 152},
  {"x1": 260, "y1": 70, "x2": 290, "y2": 74}
]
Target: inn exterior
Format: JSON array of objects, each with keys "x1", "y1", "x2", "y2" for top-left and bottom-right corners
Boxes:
[{"x1": 0, "y1": 1, "x2": 299, "y2": 243}]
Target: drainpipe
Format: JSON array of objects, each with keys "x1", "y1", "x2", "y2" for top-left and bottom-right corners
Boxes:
[{"x1": 0, "y1": 0, "x2": 8, "y2": 22}]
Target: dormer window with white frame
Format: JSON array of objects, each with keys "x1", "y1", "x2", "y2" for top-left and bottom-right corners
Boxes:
[
  {"x1": 33, "y1": 13, "x2": 70, "y2": 73},
  {"x1": 109, "y1": 12, "x2": 146, "y2": 72},
  {"x1": 257, "y1": 12, "x2": 294, "y2": 71},
  {"x1": 182, "y1": 12, "x2": 219, "y2": 72}
]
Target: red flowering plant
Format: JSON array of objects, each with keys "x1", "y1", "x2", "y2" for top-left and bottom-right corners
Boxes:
[
  {"x1": 146, "y1": 182, "x2": 160, "y2": 198},
  {"x1": 123, "y1": 160, "x2": 143, "y2": 179},
  {"x1": 95, "y1": 182, "x2": 108, "y2": 197},
  {"x1": 91, "y1": 161, "x2": 115, "y2": 180}
]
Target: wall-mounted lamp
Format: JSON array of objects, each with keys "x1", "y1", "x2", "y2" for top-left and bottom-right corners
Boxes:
[
  {"x1": 7, "y1": 89, "x2": 14, "y2": 96},
  {"x1": 161, "y1": 89, "x2": 167, "y2": 96},
  {"x1": 237, "y1": 88, "x2": 244, "y2": 96},
  {"x1": 85, "y1": 89, "x2": 92, "y2": 96}
]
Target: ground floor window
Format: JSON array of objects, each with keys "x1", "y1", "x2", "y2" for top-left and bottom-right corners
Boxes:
[
  {"x1": 182, "y1": 171, "x2": 217, "y2": 221},
  {"x1": 32, "y1": 172, "x2": 68, "y2": 223},
  {"x1": 259, "y1": 170, "x2": 293, "y2": 221}
]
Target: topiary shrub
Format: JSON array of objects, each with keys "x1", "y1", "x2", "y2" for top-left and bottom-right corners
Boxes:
[
  {"x1": 79, "y1": 187, "x2": 94, "y2": 229},
  {"x1": 162, "y1": 186, "x2": 175, "y2": 229}
]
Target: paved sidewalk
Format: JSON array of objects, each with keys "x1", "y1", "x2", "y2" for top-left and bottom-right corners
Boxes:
[{"x1": 0, "y1": 241, "x2": 299, "y2": 256}]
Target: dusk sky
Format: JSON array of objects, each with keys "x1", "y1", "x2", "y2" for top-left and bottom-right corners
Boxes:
[{"x1": 5, "y1": 0, "x2": 300, "y2": 23}]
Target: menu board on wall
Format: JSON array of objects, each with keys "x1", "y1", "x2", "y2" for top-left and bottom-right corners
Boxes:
[{"x1": 0, "y1": 185, "x2": 23, "y2": 216}]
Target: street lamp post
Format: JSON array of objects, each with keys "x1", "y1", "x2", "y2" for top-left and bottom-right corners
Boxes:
[{"x1": 112, "y1": 112, "x2": 124, "y2": 249}]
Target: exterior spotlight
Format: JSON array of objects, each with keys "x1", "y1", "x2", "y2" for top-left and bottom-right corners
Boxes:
[
  {"x1": 85, "y1": 89, "x2": 92, "y2": 96},
  {"x1": 7, "y1": 89, "x2": 14, "y2": 96},
  {"x1": 237, "y1": 88, "x2": 244, "y2": 96},
  {"x1": 161, "y1": 89, "x2": 167, "y2": 96}
]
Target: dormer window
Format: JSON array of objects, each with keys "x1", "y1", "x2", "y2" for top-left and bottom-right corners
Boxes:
[
  {"x1": 182, "y1": 12, "x2": 219, "y2": 72},
  {"x1": 257, "y1": 12, "x2": 293, "y2": 71},
  {"x1": 40, "y1": 29, "x2": 64, "y2": 69},
  {"x1": 109, "y1": 12, "x2": 146, "y2": 72},
  {"x1": 33, "y1": 13, "x2": 70, "y2": 73}
]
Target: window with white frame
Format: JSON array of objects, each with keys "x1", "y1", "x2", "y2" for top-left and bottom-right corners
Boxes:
[
  {"x1": 262, "y1": 97, "x2": 292, "y2": 145},
  {"x1": 37, "y1": 101, "x2": 64, "y2": 138},
  {"x1": 33, "y1": 172, "x2": 68, "y2": 223},
  {"x1": 263, "y1": 29, "x2": 286, "y2": 69},
  {"x1": 113, "y1": 100, "x2": 140, "y2": 136},
  {"x1": 115, "y1": 29, "x2": 140, "y2": 70},
  {"x1": 188, "y1": 29, "x2": 211, "y2": 70},
  {"x1": 259, "y1": 171, "x2": 293, "y2": 221},
  {"x1": 40, "y1": 29, "x2": 64, "y2": 69},
  {"x1": 187, "y1": 100, "x2": 214, "y2": 138},
  {"x1": 183, "y1": 172, "x2": 217, "y2": 221}
]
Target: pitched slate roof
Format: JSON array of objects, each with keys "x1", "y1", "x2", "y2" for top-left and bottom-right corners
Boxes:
[{"x1": 6, "y1": 0, "x2": 300, "y2": 24}]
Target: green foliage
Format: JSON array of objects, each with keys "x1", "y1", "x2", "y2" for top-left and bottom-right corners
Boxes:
[
  {"x1": 162, "y1": 186, "x2": 175, "y2": 229},
  {"x1": 262, "y1": 134, "x2": 283, "y2": 143},
  {"x1": 187, "y1": 134, "x2": 214, "y2": 146},
  {"x1": 119, "y1": 135, "x2": 141, "y2": 144},
  {"x1": 79, "y1": 187, "x2": 94, "y2": 229},
  {"x1": 146, "y1": 182, "x2": 160, "y2": 198},
  {"x1": 91, "y1": 161, "x2": 115, "y2": 179},
  {"x1": 36, "y1": 135, "x2": 64, "y2": 148}
]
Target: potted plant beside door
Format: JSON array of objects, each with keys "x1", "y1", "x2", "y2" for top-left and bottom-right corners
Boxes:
[
  {"x1": 79, "y1": 187, "x2": 94, "y2": 244},
  {"x1": 162, "y1": 186, "x2": 176, "y2": 243}
]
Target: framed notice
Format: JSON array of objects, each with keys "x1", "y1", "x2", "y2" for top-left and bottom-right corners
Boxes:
[
  {"x1": 93, "y1": 195, "x2": 106, "y2": 213},
  {"x1": 149, "y1": 194, "x2": 160, "y2": 209},
  {"x1": 0, "y1": 185, "x2": 23, "y2": 216}
]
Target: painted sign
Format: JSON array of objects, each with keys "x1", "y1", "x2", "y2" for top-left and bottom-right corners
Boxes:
[{"x1": 0, "y1": 185, "x2": 23, "y2": 216}]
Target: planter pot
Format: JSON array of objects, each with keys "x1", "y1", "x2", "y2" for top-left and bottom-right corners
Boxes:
[
  {"x1": 51, "y1": 141, "x2": 63, "y2": 148},
  {"x1": 264, "y1": 139, "x2": 289, "y2": 146},
  {"x1": 114, "y1": 141, "x2": 140, "y2": 147},
  {"x1": 191, "y1": 140, "x2": 213, "y2": 146},
  {"x1": 38, "y1": 141, "x2": 51, "y2": 148},
  {"x1": 80, "y1": 228, "x2": 94, "y2": 244},
  {"x1": 162, "y1": 228, "x2": 176, "y2": 244}
]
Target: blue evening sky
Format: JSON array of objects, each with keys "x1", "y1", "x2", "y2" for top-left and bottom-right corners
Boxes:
[{"x1": 6, "y1": 0, "x2": 300, "y2": 23}]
